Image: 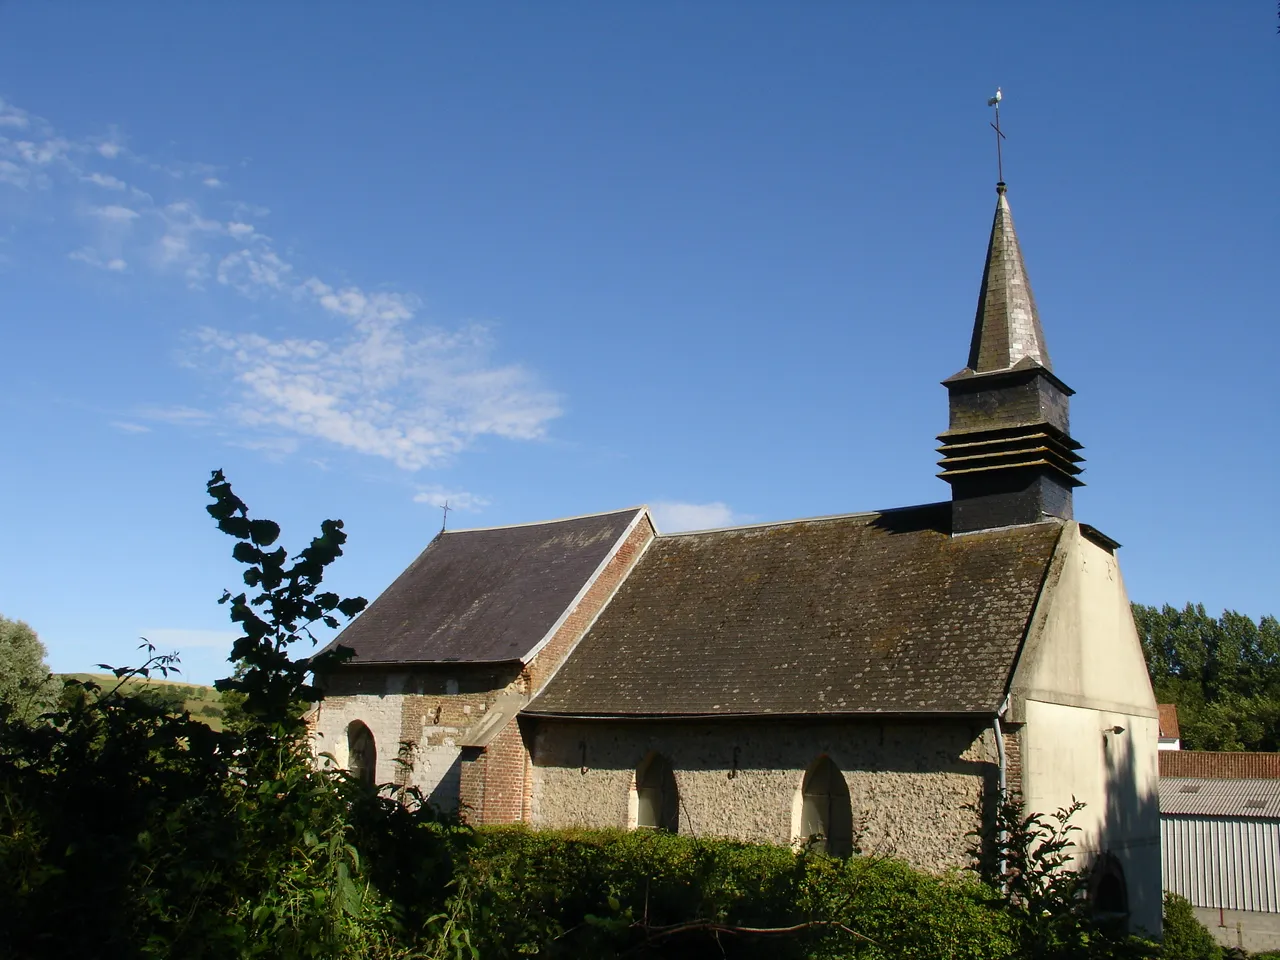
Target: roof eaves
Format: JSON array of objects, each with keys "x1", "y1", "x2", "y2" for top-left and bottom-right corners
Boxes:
[{"x1": 519, "y1": 707, "x2": 1001, "y2": 721}]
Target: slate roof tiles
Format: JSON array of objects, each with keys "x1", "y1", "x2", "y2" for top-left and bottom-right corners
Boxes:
[
  {"x1": 330, "y1": 508, "x2": 643, "y2": 664},
  {"x1": 527, "y1": 503, "x2": 1062, "y2": 717}
]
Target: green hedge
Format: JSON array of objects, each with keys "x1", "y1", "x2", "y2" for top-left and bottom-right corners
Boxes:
[{"x1": 457, "y1": 827, "x2": 1015, "y2": 959}]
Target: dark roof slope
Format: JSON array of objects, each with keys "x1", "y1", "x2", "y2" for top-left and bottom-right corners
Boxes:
[
  {"x1": 527, "y1": 504, "x2": 1061, "y2": 717},
  {"x1": 1160, "y1": 751, "x2": 1280, "y2": 780},
  {"x1": 332, "y1": 509, "x2": 642, "y2": 664}
]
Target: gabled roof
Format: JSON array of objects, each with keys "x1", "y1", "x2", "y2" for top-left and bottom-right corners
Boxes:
[
  {"x1": 1158, "y1": 703, "x2": 1181, "y2": 740},
  {"x1": 1160, "y1": 751, "x2": 1280, "y2": 780},
  {"x1": 330, "y1": 508, "x2": 646, "y2": 665},
  {"x1": 1160, "y1": 778, "x2": 1280, "y2": 819},
  {"x1": 526, "y1": 503, "x2": 1063, "y2": 717}
]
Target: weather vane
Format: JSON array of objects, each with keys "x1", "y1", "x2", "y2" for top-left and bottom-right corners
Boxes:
[
  {"x1": 440, "y1": 500, "x2": 451, "y2": 533},
  {"x1": 988, "y1": 87, "x2": 1005, "y2": 184}
]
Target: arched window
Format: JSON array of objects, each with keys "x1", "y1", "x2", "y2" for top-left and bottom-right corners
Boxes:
[
  {"x1": 635, "y1": 753, "x2": 679, "y2": 832},
  {"x1": 1091, "y1": 853, "x2": 1129, "y2": 920},
  {"x1": 347, "y1": 721, "x2": 377, "y2": 786},
  {"x1": 800, "y1": 756, "x2": 853, "y2": 857}
]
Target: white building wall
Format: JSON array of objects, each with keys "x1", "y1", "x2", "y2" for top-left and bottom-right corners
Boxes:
[{"x1": 1010, "y1": 522, "x2": 1162, "y2": 937}]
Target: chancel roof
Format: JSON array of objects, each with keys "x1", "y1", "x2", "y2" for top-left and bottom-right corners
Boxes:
[
  {"x1": 331, "y1": 508, "x2": 643, "y2": 664},
  {"x1": 527, "y1": 504, "x2": 1062, "y2": 717}
]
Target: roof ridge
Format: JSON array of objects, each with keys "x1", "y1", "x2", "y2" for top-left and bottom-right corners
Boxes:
[
  {"x1": 445, "y1": 505, "x2": 646, "y2": 534},
  {"x1": 656, "y1": 502, "x2": 952, "y2": 538}
]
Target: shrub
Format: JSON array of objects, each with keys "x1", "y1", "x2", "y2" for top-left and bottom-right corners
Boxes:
[{"x1": 1161, "y1": 892, "x2": 1222, "y2": 960}]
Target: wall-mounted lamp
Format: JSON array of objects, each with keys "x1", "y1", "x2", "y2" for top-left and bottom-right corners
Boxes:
[{"x1": 1105, "y1": 725, "x2": 1125, "y2": 735}]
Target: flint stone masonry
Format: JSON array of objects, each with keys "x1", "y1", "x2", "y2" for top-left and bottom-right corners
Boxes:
[
  {"x1": 530, "y1": 718, "x2": 1000, "y2": 872},
  {"x1": 313, "y1": 514, "x2": 655, "y2": 820}
]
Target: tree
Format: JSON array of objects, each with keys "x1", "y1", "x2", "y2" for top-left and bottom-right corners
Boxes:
[
  {"x1": 1134, "y1": 602, "x2": 1280, "y2": 751},
  {"x1": 0, "y1": 614, "x2": 55, "y2": 723}
]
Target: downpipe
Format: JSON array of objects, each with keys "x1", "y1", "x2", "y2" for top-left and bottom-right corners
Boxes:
[{"x1": 993, "y1": 694, "x2": 1011, "y2": 890}]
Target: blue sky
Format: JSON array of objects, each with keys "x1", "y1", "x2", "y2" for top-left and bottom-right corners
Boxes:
[{"x1": 1, "y1": 3, "x2": 1275, "y2": 684}]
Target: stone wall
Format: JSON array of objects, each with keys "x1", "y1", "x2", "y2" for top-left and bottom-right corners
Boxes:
[
  {"x1": 529, "y1": 717, "x2": 1000, "y2": 873},
  {"x1": 312, "y1": 512, "x2": 656, "y2": 821},
  {"x1": 311, "y1": 663, "x2": 524, "y2": 810}
]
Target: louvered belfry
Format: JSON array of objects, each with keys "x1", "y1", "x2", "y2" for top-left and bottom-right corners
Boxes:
[{"x1": 938, "y1": 183, "x2": 1084, "y2": 534}]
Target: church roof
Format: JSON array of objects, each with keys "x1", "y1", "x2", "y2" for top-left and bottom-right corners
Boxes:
[
  {"x1": 330, "y1": 508, "x2": 645, "y2": 664},
  {"x1": 962, "y1": 183, "x2": 1052, "y2": 375},
  {"x1": 526, "y1": 503, "x2": 1062, "y2": 717}
]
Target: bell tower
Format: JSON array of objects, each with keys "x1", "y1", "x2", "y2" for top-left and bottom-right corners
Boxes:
[{"x1": 938, "y1": 183, "x2": 1083, "y2": 534}]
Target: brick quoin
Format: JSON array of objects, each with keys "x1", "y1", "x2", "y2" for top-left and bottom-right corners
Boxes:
[
  {"x1": 462, "y1": 516, "x2": 655, "y2": 825},
  {"x1": 1003, "y1": 726, "x2": 1023, "y2": 797}
]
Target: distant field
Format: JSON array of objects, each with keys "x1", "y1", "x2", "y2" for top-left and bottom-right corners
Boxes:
[{"x1": 58, "y1": 673, "x2": 227, "y2": 731}]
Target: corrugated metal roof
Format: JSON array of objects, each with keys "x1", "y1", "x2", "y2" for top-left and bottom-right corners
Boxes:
[
  {"x1": 1160, "y1": 751, "x2": 1280, "y2": 779},
  {"x1": 1160, "y1": 778, "x2": 1280, "y2": 819},
  {"x1": 527, "y1": 504, "x2": 1062, "y2": 717},
  {"x1": 327, "y1": 508, "x2": 644, "y2": 664}
]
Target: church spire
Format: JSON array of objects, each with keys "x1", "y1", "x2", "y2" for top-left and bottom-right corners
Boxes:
[
  {"x1": 967, "y1": 183, "x2": 1052, "y2": 374},
  {"x1": 937, "y1": 183, "x2": 1084, "y2": 535}
]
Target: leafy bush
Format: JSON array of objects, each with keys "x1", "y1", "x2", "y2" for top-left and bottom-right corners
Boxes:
[{"x1": 1161, "y1": 892, "x2": 1222, "y2": 960}]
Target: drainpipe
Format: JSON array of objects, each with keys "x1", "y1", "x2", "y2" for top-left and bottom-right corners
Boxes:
[{"x1": 992, "y1": 694, "x2": 1011, "y2": 889}]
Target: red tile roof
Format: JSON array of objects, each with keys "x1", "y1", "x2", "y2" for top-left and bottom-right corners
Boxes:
[
  {"x1": 1159, "y1": 751, "x2": 1280, "y2": 780},
  {"x1": 1158, "y1": 703, "x2": 1180, "y2": 740}
]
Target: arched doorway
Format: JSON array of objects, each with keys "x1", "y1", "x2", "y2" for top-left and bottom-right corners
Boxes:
[
  {"x1": 800, "y1": 756, "x2": 853, "y2": 857},
  {"x1": 635, "y1": 753, "x2": 679, "y2": 832},
  {"x1": 347, "y1": 720, "x2": 377, "y2": 786}
]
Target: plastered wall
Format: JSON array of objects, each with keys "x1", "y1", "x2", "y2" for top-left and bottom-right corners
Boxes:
[
  {"x1": 1011, "y1": 522, "x2": 1162, "y2": 936},
  {"x1": 530, "y1": 718, "x2": 1000, "y2": 872}
]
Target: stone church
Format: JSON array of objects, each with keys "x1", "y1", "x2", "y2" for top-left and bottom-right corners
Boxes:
[{"x1": 312, "y1": 181, "x2": 1162, "y2": 934}]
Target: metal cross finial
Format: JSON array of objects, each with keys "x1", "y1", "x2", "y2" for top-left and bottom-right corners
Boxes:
[
  {"x1": 987, "y1": 87, "x2": 1006, "y2": 184},
  {"x1": 440, "y1": 500, "x2": 451, "y2": 533}
]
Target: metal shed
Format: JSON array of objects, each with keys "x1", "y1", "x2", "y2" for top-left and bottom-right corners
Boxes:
[{"x1": 1160, "y1": 777, "x2": 1280, "y2": 913}]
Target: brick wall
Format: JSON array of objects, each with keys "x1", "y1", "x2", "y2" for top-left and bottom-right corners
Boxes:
[
  {"x1": 317, "y1": 513, "x2": 656, "y2": 825},
  {"x1": 462, "y1": 515, "x2": 655, "y2": 823},
  {"x1": 1003, "y1": 724, "x2": 1023, "y2": 796}
]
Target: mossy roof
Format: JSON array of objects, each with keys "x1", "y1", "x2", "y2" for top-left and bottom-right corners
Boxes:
[{"x1": 527, "y1": 503, "x2": 1062, "y2": 717}]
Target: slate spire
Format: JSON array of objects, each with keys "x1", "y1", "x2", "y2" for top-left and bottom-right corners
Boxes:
[
  {"x1": 937, "y1": 183, "x2": 1084, "y2": 535},
  {"x1": 967, "y1": 183, "x2": 1052, "y2": 373}
]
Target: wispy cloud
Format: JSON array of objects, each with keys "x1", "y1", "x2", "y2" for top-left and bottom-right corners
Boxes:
[
  {"x1": 650, "y1": 501, "x2": 745, "y2": 533},
  {"x1": 136, "y1": 405, "x2": 214, "y2": 425},
  {"x1": 413, "y1": 487, "x2": 492, "y2": 512},
  {"x1": 69, "y1": 247, "x2": 127, "y2": 271},
  {"x1": 83, "y1": 172, "x2": 126, "y2": 190},
  {"x1": 110, "y1": 421, "x2": 152, "y2": 434},
  {"x1": 1, "y1": 94, "x2": 562, "y2": 470}
]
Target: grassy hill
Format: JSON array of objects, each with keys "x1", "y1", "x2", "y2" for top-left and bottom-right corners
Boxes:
[{"x1": 58, "y1": 673, "x2": 227, "y2": 731}]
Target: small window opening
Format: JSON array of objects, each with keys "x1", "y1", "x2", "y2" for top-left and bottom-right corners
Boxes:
[
  {"x1": 800, "y1": 756, "x2": 853, "y2": 857},
  {"x1": 347, "y1": 720, "x2": 377, "y2": 787},
  {"x1": 635, "y1": 753, "x2": 679, "y2": 832},
  {"x1": 1091, "y1": 853, "x2": 1129, "y2": 922}
]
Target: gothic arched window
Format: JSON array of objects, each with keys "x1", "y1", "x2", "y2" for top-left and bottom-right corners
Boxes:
[
  {"x1": 800, "y1": 756, "x2": 853, "y2": 857},
  {"x1": 635, "y1": 753, "x2": 679, "y2": 832},
  {"x1": 347, "y1": 720, "x2": 377, "y2": 786},
  {"x1": 1091, "y1": 853, "x2": 1129, "y2": 921}
]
